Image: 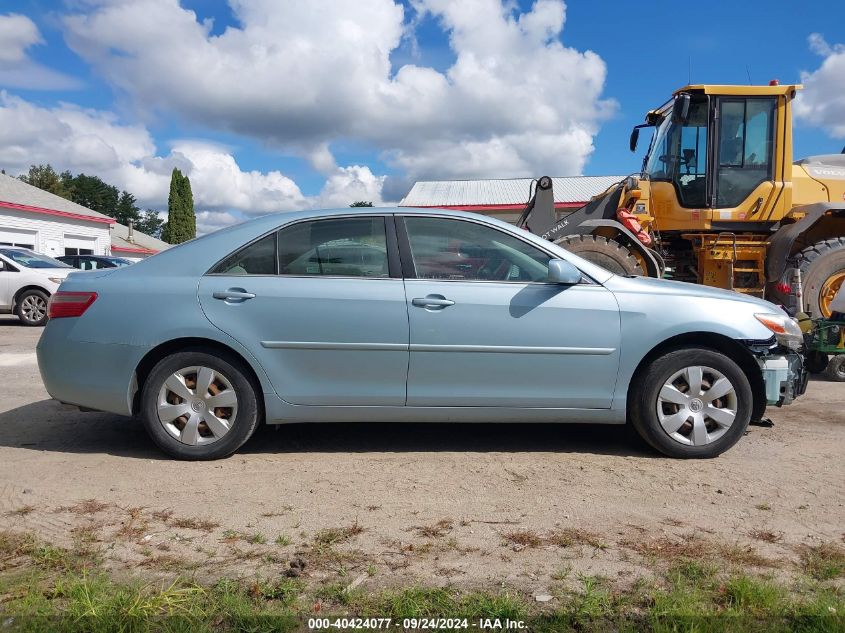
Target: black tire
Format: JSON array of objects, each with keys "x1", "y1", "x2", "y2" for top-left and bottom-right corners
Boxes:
[
  {"x1": 629, "y1": 347, "x2": 753, "y2": 458},
  {"x1": 805, "y1": 351, "x2": 829, "y2": 374},
  {"x1": 140, "y1": 350, "x2": 261, "y2": 460},
  {"x1": 792, "y1": 237, "x2": 845, "y2": 318},
  {"x1": 555, "y1": 234, "x2": 644, "y2": 276},
  {"x1": 825, "y1": 355, "x2": 845, "y2": 382},
  {"x1": 15, "y1": 289, "x2": 49, "y2": 326}
]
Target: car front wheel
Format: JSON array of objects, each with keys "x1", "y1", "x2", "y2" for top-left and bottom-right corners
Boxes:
[
  {"x1": 140, "y1": 350, "x2": 260, "y2": 460},
  {"x1": 16, "y1": 289, "x2": 49, "y2": 326},
  {"x1": 629, "y1": 347, "x2": 752, "y2": 458}
]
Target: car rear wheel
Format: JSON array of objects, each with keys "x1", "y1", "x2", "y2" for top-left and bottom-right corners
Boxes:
[
  {"x1": 140, "y1": 350, "x2": 260, "y2": 460},
  {"x1": 629, "y1": 348, "x2": 752, "y2": 458},
  {"x1": 16, "y1": 289, "x2": 49, "y2": 326}
]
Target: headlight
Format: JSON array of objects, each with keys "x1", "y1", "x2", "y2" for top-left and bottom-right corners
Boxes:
[
  {"x1": 755, "y1": 313, "x2": 803, "y2": 350},
  {"x1": 48, "y1": 277, "x2": 65, "y2": 284}
]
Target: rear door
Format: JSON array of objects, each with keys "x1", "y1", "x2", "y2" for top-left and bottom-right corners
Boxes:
[
  {"x1": 198, "y1": 215, "x2": 410, "y2": 406},
  {"x1": 398, "y1": 215, "x2": 621, "y2": 408}
]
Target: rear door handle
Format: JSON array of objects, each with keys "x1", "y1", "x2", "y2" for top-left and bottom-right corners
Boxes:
[
  {"x1": 412, "y1": 295, "x2": 455, "y2": 309},
  {"x1": 213, "y1": 289, "x2": 256, "y2": 301}
]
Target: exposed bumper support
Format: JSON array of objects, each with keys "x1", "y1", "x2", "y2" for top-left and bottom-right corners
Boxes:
[{"x1": 759, "y1": 352, "x2": 808, "y2": 406}]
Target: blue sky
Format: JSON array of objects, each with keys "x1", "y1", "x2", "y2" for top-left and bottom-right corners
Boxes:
[{"x1": 0, "y1": 0, "x2": 843, "y2": 230}]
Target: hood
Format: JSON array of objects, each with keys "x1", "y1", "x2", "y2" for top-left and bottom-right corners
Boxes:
[{"x1": 604, "y1": 274, "x2": 786, "y2": 313}]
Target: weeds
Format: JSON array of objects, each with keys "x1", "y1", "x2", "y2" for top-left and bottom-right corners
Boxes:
[
  {"x1": 314, "y1": 521, "x2": 364, "y2": 546},
  {"x1": 503, "y1": 528, "x2": 606, "y2": 550},
  {"x1": 6, "y1": 505, "x2": 35, "y2": 517},
  {"x1": 61, "y1": 499, "x2": 109, "y2": 515},
  {"x1": 416, "y1": 519, "x2": 454, "y2": 538},
  {"x1": 169, "y1": 517, "x2": 220, "y2": 532},
  {"x1": 800, "y1": 542, "x2": 845, "y2": 580}
]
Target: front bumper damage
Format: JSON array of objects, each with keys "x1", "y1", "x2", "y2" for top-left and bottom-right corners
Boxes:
[{"x1": 744, "y1": 338, "x2": 808, "y2": 406}]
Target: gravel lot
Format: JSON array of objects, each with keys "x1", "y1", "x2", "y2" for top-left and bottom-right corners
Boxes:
[{"x1": 1, "y1": 314, "x2": 843, "y2": 593}]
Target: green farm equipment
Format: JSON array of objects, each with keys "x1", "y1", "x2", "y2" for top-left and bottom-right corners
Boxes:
[{"x1": 804, "y1": 318, "x2": 845, "y2": 381}]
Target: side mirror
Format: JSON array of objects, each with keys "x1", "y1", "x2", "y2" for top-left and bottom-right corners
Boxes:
[
  {"x1": 629, "y1": 127, "x2": 640, "y2": 152},
  {"x1": 672, "y1": 94, "x2": 691, "y2": 124},
  {"x1": 547, "y1": 259, "x2": 581, "y2": 285}
]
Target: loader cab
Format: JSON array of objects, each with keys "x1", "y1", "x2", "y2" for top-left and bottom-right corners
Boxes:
[{"x1": 636, "y1": 84, "x2": 794, "y2": 228}]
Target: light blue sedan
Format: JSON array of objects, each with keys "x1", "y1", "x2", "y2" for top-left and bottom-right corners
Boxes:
[{"x1": 36, "y1": 208, "x2": 807, "y2": 460}]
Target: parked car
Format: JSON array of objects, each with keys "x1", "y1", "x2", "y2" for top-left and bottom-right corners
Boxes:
[
  {"x1": 57, "y1": 255, "x2": 133, "y2": 270},
  {"x1": 0, "y1": 247, "x2": 74, "y2": 326},
  {"x1": 37, "y1": 208, "x2": 807, "y2": 460}
]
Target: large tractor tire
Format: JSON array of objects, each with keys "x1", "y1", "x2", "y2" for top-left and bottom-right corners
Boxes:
[
  {"x1": 793, "y1": 238, "x2": 845, "y2": 318},
  {"x1": 555, "y1": 234, "x2": 644, "y2": 276}
]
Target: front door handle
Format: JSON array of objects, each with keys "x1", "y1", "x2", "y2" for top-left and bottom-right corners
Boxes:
[
  {"x1": 412, "y1": 295, "x2": 455, "y2": 309},
  {"x1": 213, "y1": 289, "x2": 256, "y2": 302}
]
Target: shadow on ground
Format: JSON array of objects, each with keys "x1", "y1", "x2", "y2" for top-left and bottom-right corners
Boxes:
[{"x1": 0, "y1": 399, "x2": 654, "y2": 459}]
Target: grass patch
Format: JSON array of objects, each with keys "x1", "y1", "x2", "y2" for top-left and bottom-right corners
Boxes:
[
  {"x1": 416, "y1": 519, "x2": 454, "y2": 538},
  {"x1": 749, "y1": 528, "x2": 783, "y2": 544},
  {"x1": 6, "y1": 505, "x2": 35, "y2": 517},
  {"x1": 169, "y1": 517, "x2": 220, "y2": 532},
  {"x1": 61, "y1": 499, "x2": 109, "y2": 515},
  {"x1": 314, "y1": 520, "x2": 364, "y2": 546},
  {"x1": 801, "y1": 542, "x2": 845, "y2": 580},
  {"x1": 503, "y1": 528, "x2": 606, "y2": 550},
  {"x1": 2, "y1": 531, "x2": 845, "y2": 630},
  {"x1": 622, "y1": 535, "x2": 778, "y2": 568}
]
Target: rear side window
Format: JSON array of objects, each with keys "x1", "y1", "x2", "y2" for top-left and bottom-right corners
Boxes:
[
  {"x1": 211, "y1": 233, "x2": 278, "y2": 275},
  {"x1": 278, "y1": 217, "x2": 388, "y2": 277}
]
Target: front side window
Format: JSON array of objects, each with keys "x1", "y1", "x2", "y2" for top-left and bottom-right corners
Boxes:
[
  {"x1": 716, "y1": 97, "x2": 776, "y2": 208},
  {"x1": 212, "y1": 233, "x2": 278, "y2": 275},
  {"x1": 643, "y1": 95, "x2": 709, "y2": 208},
  {"x1": 403, "y1": 217, "x2": 551, "y2": 282},
  {"x1": 279, "y1": 217, "x2": 388, "y2": 277}
]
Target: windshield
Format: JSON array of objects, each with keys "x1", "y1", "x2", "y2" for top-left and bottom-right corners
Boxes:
[
  {"x1": 0, "y1": 248, "x2": 71, "y2": 269},
  {"x1": 643, "y1": 95, "x2": 709, "y2": 208}
]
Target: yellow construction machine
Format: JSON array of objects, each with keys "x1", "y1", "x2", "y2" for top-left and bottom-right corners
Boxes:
[{"x1": 519, "y1": 82, "x2": 845, "y2": 317}]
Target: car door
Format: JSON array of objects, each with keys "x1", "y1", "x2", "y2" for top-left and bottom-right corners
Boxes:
[
  {"x1": 0, "y1": 256, "x2": 14, "y2": 309},
  {"x1": 399, "y1": 215, "x2": 621, "y2": 409},
  {"x1": 198, "y1": 215, "x2": 409, "y2": 406}
]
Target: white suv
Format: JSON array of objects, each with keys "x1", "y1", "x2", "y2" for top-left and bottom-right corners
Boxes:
[{"x1": 0, "y1": 247, "x2": 75, "y2": 326}]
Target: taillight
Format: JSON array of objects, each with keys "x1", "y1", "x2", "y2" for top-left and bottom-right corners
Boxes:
[{"x1": 48, "y1": 291, "x2": 98, "y2": 319}]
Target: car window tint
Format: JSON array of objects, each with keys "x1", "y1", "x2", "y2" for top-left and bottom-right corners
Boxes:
[
  {"x1": 404, "y1": 217, "x2": 551, "y2": 282},
  {"x1": 212, "y1": 233, "x2": 278, "y2": 275},
  {"x1": 279, "y1": 217, "x2": 388, "y2": 278}
]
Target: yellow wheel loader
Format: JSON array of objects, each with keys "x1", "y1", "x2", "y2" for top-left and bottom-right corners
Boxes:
[{"x1": 519, "y1": 82, "x2": 845, "y2": 317}]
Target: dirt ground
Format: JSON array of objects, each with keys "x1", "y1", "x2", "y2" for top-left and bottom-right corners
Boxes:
[{"x1": 1, "y1": 314, "x2": 843, "y2": 596}]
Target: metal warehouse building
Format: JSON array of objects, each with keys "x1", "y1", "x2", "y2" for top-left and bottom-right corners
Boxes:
[
  {"x1": 399, "y1": 176, "x2": 624, "y2": 223},
  {"x1": 0, "y1": 173, "x2": 167, "y2": 261}
]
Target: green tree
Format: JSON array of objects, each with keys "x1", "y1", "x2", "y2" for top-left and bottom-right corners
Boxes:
[
  {"x1": 137, "y1": 209, "x2": 165, "y2": 239},
  {"x1": 67, "y1": 173, "x2": 119, "y2": 216},
  {"x1": 350, "y1": 201, "x2": 373, "y2": 207},
  {"x1": 115, "y1": 191, "x2": 142, "y2": 227},
  {"x1": 161, "y1": 168, "x2": 196, "y2": 244},
  {"x1": 18, "y1": 164, "x2": 72, "y2": 199}
]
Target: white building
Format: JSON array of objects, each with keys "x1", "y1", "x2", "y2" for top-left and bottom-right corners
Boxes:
[
  {"x1": 0, "y1": 173, "x2": 167, "y2": 260},
  {"x1": 400, "y1": 176, "x2": 625, "y2": 224}
]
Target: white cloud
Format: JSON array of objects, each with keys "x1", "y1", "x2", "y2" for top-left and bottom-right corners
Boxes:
[
  {"x1": 0, "y1": 13, "x2": 41, "y2": 63},
  {"x1": 0, "y1": 92, "x2": 386, "y2": 234},
  {"x1": 62, "y1": 0, "x2": 614, "y2": 180},
  {"x1": 0, "y1": 13, "x2": 80, "y2": 90},
  {"x1": 795, "y1": 34, "x2": 845, "y2": 138}
]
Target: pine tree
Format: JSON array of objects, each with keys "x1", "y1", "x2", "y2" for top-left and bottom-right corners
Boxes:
[
  {"x1": 161, "y1": 169, "x2": 196, "y2": 244},
  {"x1": 115, "y1": 191, "x2": 142, "y2": 227}
]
